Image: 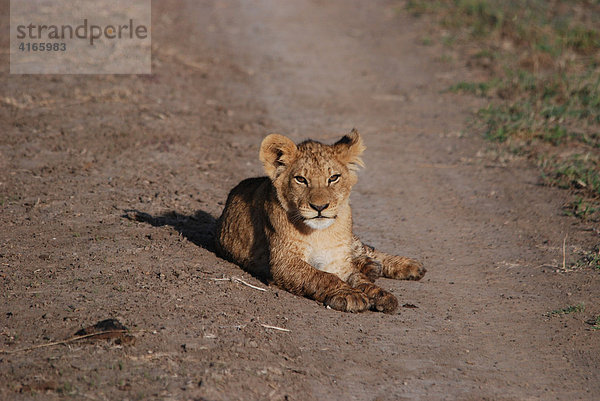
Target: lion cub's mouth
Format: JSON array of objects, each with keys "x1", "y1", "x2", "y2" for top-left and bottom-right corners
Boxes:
[
  {"x1": 303, "y1": 215, "x2": 336, "y2": 230},
  {"x1": 305, "y1": 213, "x2": 336, "y2": 220}
]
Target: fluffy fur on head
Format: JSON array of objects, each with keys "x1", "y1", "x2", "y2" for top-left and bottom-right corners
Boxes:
[
  {"x1": 259, "y1": 134, "x2": 298, "y2": 179},
  {"x1": 259, "y1": 130, "x2": 366, "y2": 229},
  {"x1": 333, "y1": 128, "x2": 366, "y2": 171}
]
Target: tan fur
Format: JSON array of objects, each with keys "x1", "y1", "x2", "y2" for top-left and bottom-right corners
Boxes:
[{"x1": 215, "y1": 129, "x2": 426, "y2": 313}]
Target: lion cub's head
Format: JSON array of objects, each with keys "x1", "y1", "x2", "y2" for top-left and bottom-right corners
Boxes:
[{"x1": 259, "y1": 129, "x2": 365, "y2": 230}]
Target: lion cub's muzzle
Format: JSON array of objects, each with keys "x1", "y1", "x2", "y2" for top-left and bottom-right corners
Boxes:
[
  {"x1": 309, "y1": 202, "x2": 330, "y2": 216},
  {"x1": 300, "y1": 203, "x2": 336, "y2": 220}
]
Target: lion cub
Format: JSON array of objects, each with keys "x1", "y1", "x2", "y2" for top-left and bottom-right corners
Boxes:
[{"x1": 215, "y1": 129, "x2": 425, "y2": 313}]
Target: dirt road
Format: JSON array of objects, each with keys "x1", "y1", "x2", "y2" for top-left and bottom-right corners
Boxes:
[{"x1": 1, "y1": 1, "x2": 599, "y2": 400}]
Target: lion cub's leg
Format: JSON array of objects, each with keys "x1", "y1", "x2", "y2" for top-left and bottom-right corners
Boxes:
[
  {"x1": 271, "y1": 256, "x2": 370, "y2": 313},
  {"x1": 352, "y1": 236, "x2": 426, "y2": 280},
  {"x1": 347, "y1": 266, "x2": 398, "y2": 313},
  {"x1": 353, "y1": 255, "x2": 382, "y2": 282}
]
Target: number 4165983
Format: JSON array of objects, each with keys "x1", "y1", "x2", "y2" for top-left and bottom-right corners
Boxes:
[{"x1": 18, "y1": 42, "x2": 66, "y2": 52}]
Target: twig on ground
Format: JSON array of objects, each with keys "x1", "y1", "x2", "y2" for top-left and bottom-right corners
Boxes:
[
  {"x1": 562, "y1": 233, "x2": 568, "y2": 270},
  {"x1": 260, "y1": 324, "x2": 290, "y2": 332},
  {"x1": 232, "y1": 277, "x2": 267, "y2": 292},
  {"x1": 0, "y1": 330, "x2": 131, "y2": 354},
  {"x1": 211, "y1": 276, "x2": 267, "y2": 292}
]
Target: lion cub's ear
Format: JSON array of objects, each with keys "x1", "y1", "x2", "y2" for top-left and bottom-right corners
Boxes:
[
  {"x1": 334, "y1": 128, "x2": 366, "y2": 171},
  {"x1": 259, "y1": 134, "x2": 298, "y2": 179}
]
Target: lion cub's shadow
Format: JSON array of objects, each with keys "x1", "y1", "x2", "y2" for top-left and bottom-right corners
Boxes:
[{"x1": 123, "y1": 209, "x2": 217, "y2": 253}]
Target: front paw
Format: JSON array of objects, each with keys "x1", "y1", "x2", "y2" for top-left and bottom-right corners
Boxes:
[
  {"x1": 383, "y1": 256, "x2": 426, "y2": 280},
  {"x1": 325, "y1": 288, "x2": 370, "y2": 313},
  {"x1": 357, "y1": 283, "x2": 398, "y2": 313}
]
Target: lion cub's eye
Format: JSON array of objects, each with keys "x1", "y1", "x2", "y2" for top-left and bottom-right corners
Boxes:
[
  {"x1": 294, "y1": 176, "x2": 308, "y2": 185},
  {"x1": 328, "y1": 174, "x2": 341, "y2": 184}
]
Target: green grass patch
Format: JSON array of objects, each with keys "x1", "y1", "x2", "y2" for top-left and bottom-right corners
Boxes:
[
  {"x1": 575, "y1": 246, "x2": 600, "y2": 270},
  {"x1": 57, "y1": 382, "x2": 74, "y2": 395},
  {"x1": 541, "y1": 154, "x2": 600, "y2": 198},
  {"x1": 588, "y1": 316, "x2": 600, "y2": 330},
  {"x1": 549, "y1": 303, "x2": 585, "y2": 316},
  {"x1": 406, "y1": 0, "x2": 600, "y2": 228},
  {"x1": 562, "y1": 197, "x2": 600, "y2": 221},
  {"x1": 448, "y1": 80, "x2": 496, "y2": 96},
  {"x1": 405, "y1": 0, "x2": 445, "y2": 16},
  {"x1": 421, "y1": 36, "x2": 433, "y2": 46},
  {"x1": 410, "y1": 0, "x2": 600, "y2": 56},
  {"x1": 456, "y1": 71, "x2": 600, "y2": 148}
]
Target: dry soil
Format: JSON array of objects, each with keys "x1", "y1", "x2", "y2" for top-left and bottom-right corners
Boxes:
[{"x1": 1, "y1": 1, "x2": 599, "y2": 400}]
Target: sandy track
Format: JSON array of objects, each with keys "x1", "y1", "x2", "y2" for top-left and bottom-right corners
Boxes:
[{"x1": 1, "y1": 1, "x2": 598, "y2": 400}]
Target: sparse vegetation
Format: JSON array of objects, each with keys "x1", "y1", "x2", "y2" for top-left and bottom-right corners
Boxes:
[
  {"x1": 448, "y1": 80, "x2": 498, "y2": 96},
  {"x1": 405, "y1": 0, "x2": 600, "y2": 274},
  {"x1": 540, "y1": 154, "x2": 600, "y2": 198},
  {"x1": 588, "y1": 315, "x2": 600, "y2": 329},
  {"x1": 57, "y1": 382, "x2": 74, "y2": 395},
  {"x1": 548, "y1": 303, "x2": 585, "y2": 316},
  {"x1": 562, "y1": 196, "x2": 600, "y2": 221},
  {"x1": 576, "y1": 246, "x2": 600, "y2": 269},
  {"x1": 406, "y1": 0, "x2": 600, "y2": 211}
]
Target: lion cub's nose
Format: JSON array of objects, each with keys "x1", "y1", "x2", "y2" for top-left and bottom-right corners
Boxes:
[{"x1": 309, "y1": 203, "x2": 329, "y2": 212}]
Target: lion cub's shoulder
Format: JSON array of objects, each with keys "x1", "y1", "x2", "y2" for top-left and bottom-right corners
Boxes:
[{"x1": 224, "y1": 176, "x2": 270, "y2": 203}]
